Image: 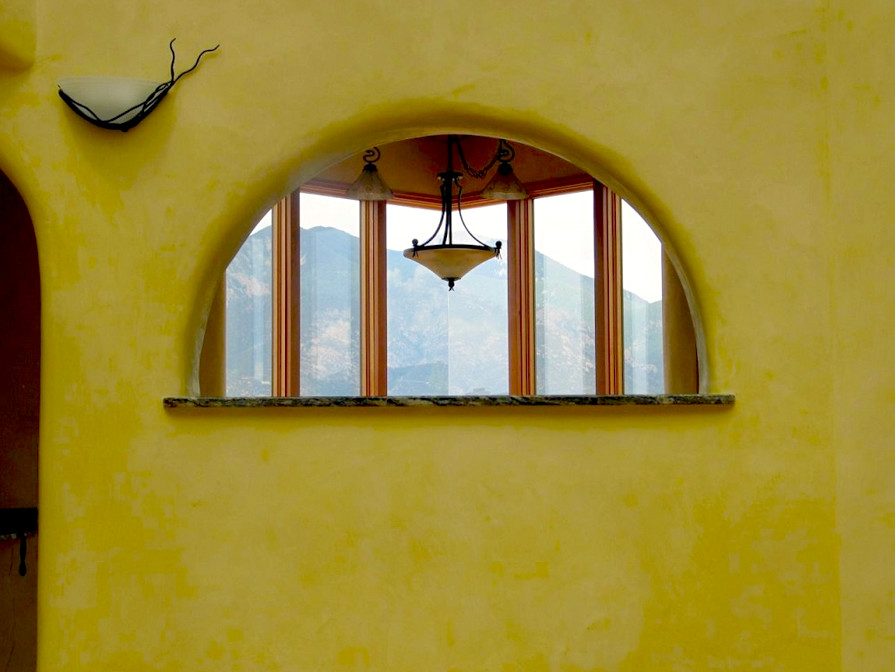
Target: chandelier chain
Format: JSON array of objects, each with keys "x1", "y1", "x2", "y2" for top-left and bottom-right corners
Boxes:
[{"x1": 454, "y1": 137, "x2": 514, "y2": 179}]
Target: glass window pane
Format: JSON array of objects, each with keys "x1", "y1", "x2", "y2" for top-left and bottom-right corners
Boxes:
[
  {"x1": 225, "y1": 211, "x2": 272, "y2": 396},
  {"x1": 386, "y1": 203, "x2": 508, "y2": 395},
  {"x1": 300, "y1": 192, "x2": 361, "y2": 395},
  {"x1": 534, "y1": 191, "x2": 596, "y2": 395},
  {"x1": 622, "y1": 201, "x2": 664, "y2": 394}
]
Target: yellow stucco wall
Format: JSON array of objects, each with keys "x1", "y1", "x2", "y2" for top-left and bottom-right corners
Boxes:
[
  {"x1": 0, "y1": 0, "x2": 35, "y2": 70},
  {"x1": 1, "y1": 0, "x2": 892, "y2": 669}
]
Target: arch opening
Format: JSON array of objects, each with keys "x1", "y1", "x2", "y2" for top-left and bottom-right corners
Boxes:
[
  {"x1": 198, "y1": 132, "x2": 704, "y2": 397},
  {"x1": 0, "y1": 168, "x2": 40, "y2": 672}
]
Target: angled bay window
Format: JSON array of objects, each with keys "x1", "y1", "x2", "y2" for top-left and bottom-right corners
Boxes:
[
  {"x1": 387, "y1": 202, "x2": 509, "y2": 395},
  {"x1": 533, "y1": 190, "x2": 596, "y2": 395},
  {"x1": 622, "y1": 201, "x2": 665, "y2": 394},
  {"x1": 298, "y1": 193, "x2": 361, "y2": 395},
  {"x1": 206, "y1": 135, "x2": 697, "y2": 398},
  {"x1": 224, "y1": 212, "x2": 272, "y2": 396}
]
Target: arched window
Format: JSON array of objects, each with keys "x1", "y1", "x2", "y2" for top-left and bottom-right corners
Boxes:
[{"x1": 203, "y1": 135, "x2": 698, "y2": 398}]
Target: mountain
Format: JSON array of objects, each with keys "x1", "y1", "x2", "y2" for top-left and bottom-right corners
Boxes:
[
  {"x1": 225, "y1": 226, "x2": 272, "y2": 396},
  {"x1": 225, "y1": 226, "x2": 664, "y2": 395}
]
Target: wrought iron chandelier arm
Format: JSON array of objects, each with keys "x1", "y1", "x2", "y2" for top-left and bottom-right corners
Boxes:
[
  {"x1": 443, "y1": 175, "x2": 454, "y2": 244},
  {"x1": 454, "y1": 182, "x2": 490, "y2": 248},
  {"x1": 417, "y1": 209, "x2": 447, "y2": 248}
]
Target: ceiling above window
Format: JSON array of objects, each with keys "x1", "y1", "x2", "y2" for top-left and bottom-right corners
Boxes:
[{"x1": 308, "y1": 135, "x2": 590, "y2": 205}]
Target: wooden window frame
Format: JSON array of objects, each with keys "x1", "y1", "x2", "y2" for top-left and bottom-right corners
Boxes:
[
  {"x1": 507, "y1": 199, "x2": 536, "y2": 395},
  {"x1": 265, "y1": 178, "x2": 626, "y2": 397},
  {"x1": 271, "y1": 192, "x2": 300, "y2": 396},
  {"x1": 359, "y1": 200, "x2": 387, "y2": 396},
  {"x1": 506, "y1": 179, "x2": 624, "y2": 395},
  {"x1": 594, "y1": 181, "x2": 624, "y2": 394}
]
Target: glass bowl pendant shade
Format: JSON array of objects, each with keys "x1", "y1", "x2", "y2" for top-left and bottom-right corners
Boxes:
[{"x1": 403, "y1": 244, "x2": 500, "y2": 289}]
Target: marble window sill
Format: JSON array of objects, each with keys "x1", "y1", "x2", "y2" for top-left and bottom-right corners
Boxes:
[{"x1": 163, "y1": 394, "x2": 734, "y2": 409}]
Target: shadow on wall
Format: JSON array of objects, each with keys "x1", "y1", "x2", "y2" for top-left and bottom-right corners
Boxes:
[{"x1": 0, "y1": 169, "x2": 39, "y2": 672}]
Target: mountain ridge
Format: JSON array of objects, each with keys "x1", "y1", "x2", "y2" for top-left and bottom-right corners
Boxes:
[{"x1": 226, "y1": 226, "x2": 663, "y2": 395}]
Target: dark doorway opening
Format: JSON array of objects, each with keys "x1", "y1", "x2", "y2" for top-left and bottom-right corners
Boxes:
[{"x1": 0, "y1": 169, "x2": 39, "y2": 672}]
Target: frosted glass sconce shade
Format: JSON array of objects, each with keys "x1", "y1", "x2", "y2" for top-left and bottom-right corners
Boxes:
[
  {"x1": 346, "y1": 163, "x2": 393, "y2": 200},
  {"x1": 346, "y1": 148, "x2": 393, "y2": 200},
  {"x1": 57, "y1": 39, "x2": 219, "y2": 132},
  {"x1": 481, "y1": 161, "x2": 528, "y2": 200},
  {"x1": 57, "y1": 77, "x2": 167, "y2": 130}
]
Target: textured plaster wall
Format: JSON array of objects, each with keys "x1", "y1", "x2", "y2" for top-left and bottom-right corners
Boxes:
[
  {"x1": 829, "y1": 2, "x2": 895, "y2": 669},
  {"x1": 0, "y1": 0, "x2": 890, "y2": 670},
  {"x1": 0, "y1": 0, "x2": 35, "y2": 70}
]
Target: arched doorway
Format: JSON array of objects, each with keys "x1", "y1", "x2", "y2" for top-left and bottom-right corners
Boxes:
[{"x1": 0, "y1": 168, "x2": 39, "y2": 672}]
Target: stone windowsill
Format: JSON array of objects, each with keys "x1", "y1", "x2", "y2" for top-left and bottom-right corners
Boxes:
[{"x1": 163, "y1": 394, "x2": 734, "y2": 409}]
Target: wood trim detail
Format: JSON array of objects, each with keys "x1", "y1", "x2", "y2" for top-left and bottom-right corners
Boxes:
[
  {"x1": 507, "y1": 199, "x2": 537, "y2": 395},
  {"x1": 595, "y1": 181, "x2": 624, "y2": 394},
  {"x1": 360, "y1": 200, "x2": 388, "y2": 396},
  {"x1": 302, "y1": 174, "x2": 593, "y2": 211},
  {"x1": 521, "y1": 175, "x2": 594, "y2": 199},
  {"x1": 302, "y1": 179, "x2": 444, "y2": 210},
  {"x1": 272, "y1": 192, "x2": 300, "y2": 396}
]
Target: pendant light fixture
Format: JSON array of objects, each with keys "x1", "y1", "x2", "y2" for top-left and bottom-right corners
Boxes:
[
  {"x1": 343, "y1": 135, "x2": 527, "y2": 290},
  {"x1": 404, "y1": 135, "x2": 528, "y2": 290},
  {"x1": 346, "y1": 147, "x2": 393, "y2": 200}
]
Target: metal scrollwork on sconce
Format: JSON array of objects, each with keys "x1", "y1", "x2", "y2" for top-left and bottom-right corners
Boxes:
[{"x1": 57, "y1": 38, "x2": 220, "y2": 132}]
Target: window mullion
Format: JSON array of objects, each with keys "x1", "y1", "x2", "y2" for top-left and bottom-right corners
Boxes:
[
  {"x1": 272, "y1": 191, "x2": 300, "y2": 396},
  {"x1": 507, "y1": 199, "x2": 536, "y2": 395},
  {"x1": 360, "y1": 200, "x2": 387, "y2": 396},
  {"x1": 594, "y1": 181, "x2": 624, "y2": 394}
]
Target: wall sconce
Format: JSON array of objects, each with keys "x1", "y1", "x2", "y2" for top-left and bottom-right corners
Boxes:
[{"x1": 57, "y1": 39, "x2": 219, "y2": 132}]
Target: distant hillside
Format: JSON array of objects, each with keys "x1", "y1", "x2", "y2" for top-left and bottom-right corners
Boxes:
[
  {"x1": 226, "y1": 226, "x2": 663, "y2": 395},
  {"x1": 225, "y1": 227, "x2": 272, "y2": 396}
]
